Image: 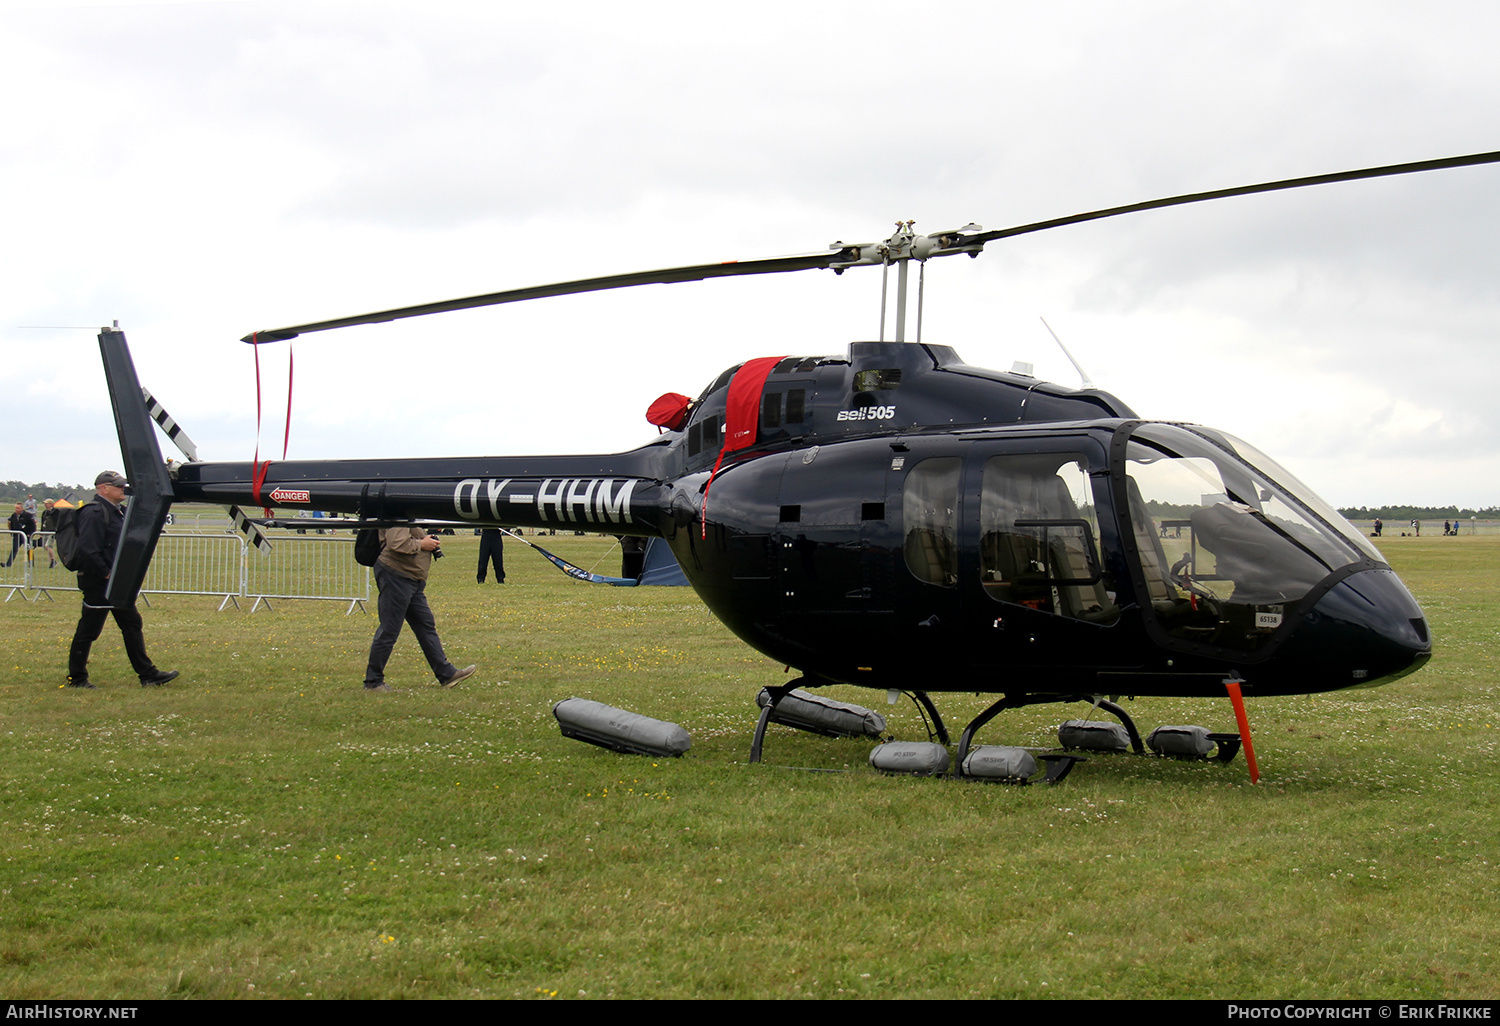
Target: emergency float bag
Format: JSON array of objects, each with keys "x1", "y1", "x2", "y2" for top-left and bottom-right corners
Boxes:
[
  {"x1": 1148, "y1": 725, "x2": 1217, "y2": 757},
  {"x1": 553, "y1": 698, "x2": 691, "y2": 757},
  {"x1": 755, "y1": 688, "x2": 887, "y2": 738},
  {"x1": 869, "y1": 741, "x2": 950, "y2": 776},
  {"x1": 1058, "y1": 719, "x2": 1131, "y2": 751},
  {"x1": 961, "y1": 745, "x2": 1039, "y2": 782}
]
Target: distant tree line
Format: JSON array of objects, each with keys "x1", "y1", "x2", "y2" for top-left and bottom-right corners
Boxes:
[
  {"x1": 1124, "y1": 499, "x2": 1498, "y2": 522},
  {"x1": 1336, "y1": 506, "x2": 1500, "y2": 521},
  {"x1": 1141, "y1": 499, "x2": 1200, "y2": 522},
  {"x1": 0, "y1": 480, "x2": 89, "y2": 505}
]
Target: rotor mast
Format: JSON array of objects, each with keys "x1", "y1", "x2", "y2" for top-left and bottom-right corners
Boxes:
[{"x1": 859, "y1": 220, "x2": 985, "y2": 343}]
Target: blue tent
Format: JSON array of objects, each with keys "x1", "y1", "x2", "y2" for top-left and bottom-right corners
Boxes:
[{"x1": 637, "y1": 536, "x2": 688, "y2": 586}]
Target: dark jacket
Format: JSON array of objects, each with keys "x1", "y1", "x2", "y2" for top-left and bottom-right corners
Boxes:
[
  {"x1": 8, "y1": 510, "x2": 35, "y2": 537},
  {"x1": 73, "y1": 499, "x2": 123, "y2": 578}
]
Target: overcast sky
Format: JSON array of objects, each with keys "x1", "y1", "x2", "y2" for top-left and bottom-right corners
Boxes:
[{"x1": 3, "y1": 0, "x2": 1498, "y2": 509}]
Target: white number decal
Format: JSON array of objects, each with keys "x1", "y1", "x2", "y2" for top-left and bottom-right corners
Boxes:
[{"x1": 837, "y1": 406, "x2": 897, "y2": 422}]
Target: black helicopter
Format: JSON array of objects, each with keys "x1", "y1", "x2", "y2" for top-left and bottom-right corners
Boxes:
[{"x1": 97, "y1": 150, "x2": 1494, "y2": 771}]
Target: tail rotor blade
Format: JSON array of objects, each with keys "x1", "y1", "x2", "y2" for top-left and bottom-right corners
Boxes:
[
  {"x1": 142, "y1": 386, "x2": 272, "y2": 553},
  {"x1": 142, "y1": 388, "x2": 200, "y2": 462},
  {"x1": 229, "y1": 503, "x2": 273, "y2": 554}
]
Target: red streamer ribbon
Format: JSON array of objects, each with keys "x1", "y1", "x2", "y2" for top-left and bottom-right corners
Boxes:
[{"x1": 249, "y1": 333, "x2": 294, "y2": 515}]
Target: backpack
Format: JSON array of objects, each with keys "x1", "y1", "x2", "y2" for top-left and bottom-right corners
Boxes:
[
  {"x1": 354, "y1": 528, "x2": 382, "y2": 567},
  {"x1": 54, "y1": 504, "x2": 89, "y2": 571}
]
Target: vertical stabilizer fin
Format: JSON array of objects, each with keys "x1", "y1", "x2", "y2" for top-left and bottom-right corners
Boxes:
[{"x1": 99, "y1": 329, "x2": 174, "y2": 606}]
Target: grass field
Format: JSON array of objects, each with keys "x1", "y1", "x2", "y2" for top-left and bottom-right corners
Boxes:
[{"x1": 1, "y1": 532, "x2": 1496, "y2": 999}]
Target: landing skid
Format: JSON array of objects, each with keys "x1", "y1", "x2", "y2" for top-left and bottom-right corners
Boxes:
[
  {"x1": 956, "y1": 693, "x2": 1143, "y2": 767},
  {"x1": 1180, "y1": 733, "x2": 1244, "y2": 765},
  {"x1": 750, "y1": 683, "x2": 1242, "y2": 782},
  {"x1": 749, "y1": 679, "x2": 948, "y2": 764},
  {"x1": 1207, "y1": 734, "x2": 1243, "y2": 763}
]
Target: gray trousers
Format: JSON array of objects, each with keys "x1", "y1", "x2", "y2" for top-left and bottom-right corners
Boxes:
[{"x1": 366, "y1": 564, "x2": 457, "y2": 686}]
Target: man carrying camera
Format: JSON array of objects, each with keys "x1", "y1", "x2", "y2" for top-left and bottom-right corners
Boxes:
[{"x1": 365, "y1": 526, "x2": 476, "y2": 692}]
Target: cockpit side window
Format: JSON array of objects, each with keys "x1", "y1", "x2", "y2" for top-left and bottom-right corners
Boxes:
[
  {"x1": 1122, "y1": 424, "x2": 1365, "y2": 653},
  {"x1": 903, "y1": 457, "x2": 960, "y2": 587},
  {"x1": 980, "y1": 454, "x2": 1118, "y2": 624}
]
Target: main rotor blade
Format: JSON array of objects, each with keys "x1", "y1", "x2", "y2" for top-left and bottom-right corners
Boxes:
[
  {"x1": 242, "y1": 251, "x2": 844, "y2": 342},
  {"x1": 242, "y1": 149, "x2": 1500, "y2": 343},
  {"x1": 970, "y1": 149, "x2": 1500, "y2": 245}
]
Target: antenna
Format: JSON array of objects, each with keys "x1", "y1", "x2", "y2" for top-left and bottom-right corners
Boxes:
[
  {"x1": 15, "y1": 320, "x2": 119, "y2": 330},
  {"x1": 1040, "y1": 317, "x2": 1096, "y2": 389}
]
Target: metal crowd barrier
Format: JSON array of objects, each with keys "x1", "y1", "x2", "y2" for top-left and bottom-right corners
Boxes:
[
  {"x1": 243, "y1": 535, "x2": 369, "y2": 614},
  {"x1": 181, "y1": 511, "x2": 235, "y2": 533},
  {"x1": 141, "y1": 534, "x2": 245, "y2": 610},
  {"x1": 160, "y1": 512, "x2": 356, "y2": 536},
  {"x1": 12, "y1": 532, "x2": 368, "y2": 613},
  {"x1": 27, "y1": 532, "x2": 73, "y2": 598},
  {"x1": 1, "y1": 530, "x2": 30, "y2": 600}
]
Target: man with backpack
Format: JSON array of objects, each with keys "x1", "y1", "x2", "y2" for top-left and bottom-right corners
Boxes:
[
  {"x1": 365, "y1": 526, "x2": 475, "y2": 692},
  {"x1": 65, "y1": 471, "x2": 178, "y2": 690}
]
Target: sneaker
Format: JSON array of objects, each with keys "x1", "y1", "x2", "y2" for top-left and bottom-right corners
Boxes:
[
  {"x1": 364, "y1": 683, "x2": 398, "y2": 692},
  {"x1": 66, "y1": 680, "x2": 96, "y2": 689},
  {"x1": 440, "y1": 665, "x2": 477, "y2": 689},
  {"x1": 140, "y1": 670, "x2": 179, "y2": 687}
]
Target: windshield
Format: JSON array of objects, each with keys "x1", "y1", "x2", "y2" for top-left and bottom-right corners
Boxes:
[
  {"x1": 1194, "y1": 427, "x2": 1385, "y2": 563},
  {"x1": 1122, "y1": 423, "x2": 1374, "y2": 653}
]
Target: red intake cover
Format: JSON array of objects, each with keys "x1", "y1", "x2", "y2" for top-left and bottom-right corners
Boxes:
[{"x1": 646, "y1": 392, "x2": 692, "y2": 431}]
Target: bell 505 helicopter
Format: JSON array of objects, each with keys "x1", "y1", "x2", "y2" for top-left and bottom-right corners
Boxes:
[{"x1": 96, "y1": 150, "x2": 1495, "y2": 774}]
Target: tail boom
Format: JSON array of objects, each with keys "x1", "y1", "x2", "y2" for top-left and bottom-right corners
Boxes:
[{"x1": 171, "y1": 459, "x2": 671, "y2": 537}]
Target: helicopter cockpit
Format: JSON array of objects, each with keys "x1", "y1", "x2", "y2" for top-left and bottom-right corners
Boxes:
[
  {"x1": 1121, "y1": 423, "x2": 1385, "y2": 655},
  {"x1": 975, "y1": 452, "x2": 1119, "y2": 625}
]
